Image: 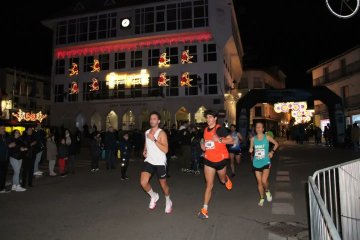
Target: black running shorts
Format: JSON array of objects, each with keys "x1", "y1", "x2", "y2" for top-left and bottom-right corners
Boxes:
[
  {"x1": 204, "y1": 159, "x2": 228, "y2": 171},
  {"x1": 142, "y1": 162, "x2": 167, "y2": 179},
  {"x1": 253, "y1": 164, "x2": 271, "y2": 172}
]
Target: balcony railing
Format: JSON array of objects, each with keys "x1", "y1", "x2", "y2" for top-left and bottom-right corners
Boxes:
[{"x1": 313, "y1": 60, "x2": 360, "y2": 86}]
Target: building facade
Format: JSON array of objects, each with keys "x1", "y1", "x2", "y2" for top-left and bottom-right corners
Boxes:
[
  {"x1": 309, "y1": 46, "x2": 360, "y2": 130},
  {"x1": 238, "y1": 68, "x2": 287, "y2": 134},
  {"x1": 43, "y1": 0, "x2": 244, "y2": 131},
  {"x1": 0, "y1": 68, "x2": 51, "y2": 125}
]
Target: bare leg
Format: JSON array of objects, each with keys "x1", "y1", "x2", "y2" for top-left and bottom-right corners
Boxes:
[
  {"x1": 140, "y1": 172, "x2": 152, "y2": 192},
  {"x1": 203, "y1": 165, "x2": 216, "y2": 206},
  {"x1": 229, "y1": 153, "x2": 235, "y2": 175},
  {"x1": 159, "y1": 178, "x2": 170, "y2": 196},
  {"x1": 217, "y1": 166, "x2": 227, "y2": 184},
  {"x1": 255, "y1": 171, "x2": 264, "y2": 198},
  {"x1": 235, "y1": 154, "x2": 241, "y2": 165},
  {"x1": 261, "y1": 169, "x2": 270, "y2": 191}
]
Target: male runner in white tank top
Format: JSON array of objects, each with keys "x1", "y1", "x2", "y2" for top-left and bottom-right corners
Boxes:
[{"x1": 140, "y1": 111, "x2": 172, "y2": 214}]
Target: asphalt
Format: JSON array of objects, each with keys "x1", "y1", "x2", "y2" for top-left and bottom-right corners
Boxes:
[{"x1": 1, "y1": 139, "x2": 359, "y2": 240}]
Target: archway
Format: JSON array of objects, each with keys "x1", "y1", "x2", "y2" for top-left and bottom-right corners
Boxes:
[
  {"x1": 122, "y1": 110, "x2": 136, "y2": 130},
  {"x1": 91, "y1": 112, "x2": 102, "y2": 131},
  {"x1": 195, "y1": 106, "x2": 207, "y2": 123},
  {"x1": 75, "y1": 113, "x2": 85, "y2": 130},
  {"x1": 175, "y1": 107, "x2": 190, "y2": 127},
  {"x1": 106, "y1": 110, "x2": 118, "y2": 130}
]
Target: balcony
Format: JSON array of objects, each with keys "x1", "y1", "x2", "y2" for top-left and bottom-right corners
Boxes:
[{"x1": 313, "y1": 60, "x2": 360, "y2": 86}]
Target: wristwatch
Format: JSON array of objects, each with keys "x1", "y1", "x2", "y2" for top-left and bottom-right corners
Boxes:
[{"x1": 219, "y1": 137, "x2": 223, "y2": 143}]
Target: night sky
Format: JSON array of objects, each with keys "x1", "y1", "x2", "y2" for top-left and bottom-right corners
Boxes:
[{"x1": 2, "y1": 0, "x2": 359, "y2": 88}]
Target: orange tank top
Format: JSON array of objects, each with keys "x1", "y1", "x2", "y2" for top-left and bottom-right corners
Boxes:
[{"x1": 203, "y1": 124, "x2": 229, "y2": 162}]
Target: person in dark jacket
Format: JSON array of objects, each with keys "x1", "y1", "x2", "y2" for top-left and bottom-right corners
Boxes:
[
  {"x1": 46, "y1": 134, "x2": 58, "y2": 176},
  {"x1": 0, "y1": 123, "x2": 11, "y2": 193},
  {"x1": 33, "y1": 123, "x2": 46, "y2": 176},
  {"x1": 104, "y1": 127, "x2": 118, "y2": 169},
  {"x1": 8, "y1": 130, "x2": 27, "y2": 191},
  {"x1": 118, "y1": 133, "x2": 131, "y2": 180},
  {"x1": 21, "y1": 127, "x2": 37, "y2": 188},
  {"x1": 58, "y1": 138, "x2": 69, "y2": 177},
  {"x1": 90, "y1": 132, "x2": 101, "y2": 172}
]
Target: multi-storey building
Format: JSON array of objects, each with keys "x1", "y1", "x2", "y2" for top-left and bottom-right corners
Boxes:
[
  {"x1": 238, "y1": 67, "x2": 287, "y2": 135},
  {"x1": 308, "y1": 45, "x2": 360, "y2": 130},
  {"x1": 43, "y1": 0, "x2": 244, "y2": 130},
  {"x1": 0, "y1": 68, "x2": 51, "y2": 125}
]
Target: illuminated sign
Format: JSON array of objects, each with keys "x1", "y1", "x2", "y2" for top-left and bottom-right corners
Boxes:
[
  {"x1": 69, "y1": 63, "x2": 79, "y2": 76},
  {"x1": 12, "y1": 109, "x2": 47, "y2": 123},
  {"x1": 106, "y1": 69, "x2": 150, "y2": 89},
  {"x1": 89, "y1": 78, "x2": 99, "y2": 92},
  {"x1": 159, "y1": 53, "x2": 170, "y2": 67},
  {"x1": 91, "y1": 59, "x2": 100, "y2": 73},
  {"x1": 181, "y1": 50, "x2": 193, "y2": 64},
  {"x1": 158, "y1": 73, "x2": 169, "y2": 86},
  {"x1": 181, "y1": 72, "x2": 193, "y2": 87}
]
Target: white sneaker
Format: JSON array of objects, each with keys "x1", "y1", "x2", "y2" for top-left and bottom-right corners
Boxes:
[
  {"x1": 33, "y1": 171, "x2": 43, "y2": 176},
  {"x1": 165, "y1": 199, "x2": 173, "y2": 214},
  {"x1": 266, "y1": 190, "x2": 272, "y2": 202},
  {"x1": 12, "y1": 185, "x2": 17, "y2": 191},
  {"x1": 15, "y1": 185, "x2": 26, "y2": 192},
  {"x1": 149, "y1": 193, "x2": 159, "y2": 209}
]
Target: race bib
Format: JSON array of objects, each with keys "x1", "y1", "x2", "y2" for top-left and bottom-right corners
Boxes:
[
  {"x1": 254, "y1": 149, "x2": 265, "y2": 160},
  {"x1": 205, "y1": 140, "x2": 215, "y2": 150}
]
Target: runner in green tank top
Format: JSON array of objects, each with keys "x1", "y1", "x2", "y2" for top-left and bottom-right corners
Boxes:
[{"x1": 249, "y1": 122, "x2": 279, "y2": 206}]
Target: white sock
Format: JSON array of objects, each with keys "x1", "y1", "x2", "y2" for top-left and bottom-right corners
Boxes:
[
  {"x1": 203, "y1": 204, "x2": 208, "y2": 210},
  {"x1": 165, "y1": 195, "x2": 171, "y2": 203},
  {"x1": 147, "y1": 189, "x2": 156, "y2": 198}
]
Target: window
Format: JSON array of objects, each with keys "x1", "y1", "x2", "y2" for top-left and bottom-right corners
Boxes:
[
  {"x1": 166, "y1": 4, "x2": 177, "y2": 31},
  {"x1": 67, "y1": 19, "x2": 77, "y2": 43},
  {"x1": 131, "y1": 84, "x2": 142, "y2": 98},
  {"x1": 185, "y1": 74, "x2": 198, "y2": 96},
  {"x1": 179, "y1": 2, "x2": 192, "y2": 29},
  {"x1": 155, "y1": 5, "x2": 166, "y2": 32},
  {"x1": 78, "y1": 17, "x2": 88, "y2": 42},
  {"x1": 99, "y1": 54, "x2": 109, "y2": 70},
  {"x1": 166, "y1": 76, "x2": 179, "y2": 96},
  {"x1": 55, "y1": 59, "x2": 65, "y2": 75},
  {"x1": 56, "y1": 21, "x2": 67, "y2": 45},
  {"x1": 84, "y1": 56, "x2": 94, "y2": 72},
  {"x1": 115, "y1": 52, "x2": 126, "y2": 69},
  {"x1": 98, "y1": 14, "x2": 107, "y2": 39},
  {"x1": 194, "y1": 0, "x2": 208, "y2": 27},
  {"x1": 68, "y1": 83, "x2": 78, "y2": 102},
  {"x1": 204, "y1": 73, "x2": 218, "y2": 95},
  {"x1": 54, "y1": 84, "x2": 64, "y2": 102},
  {"x1": 144, "y1": 7, "x2": 155, "y2": 33},
  {"x1": 69, "y1": 57, "x2": 79, "y2": 74},
  {"x1": 238, "y1": 77, "x2": 248, "y2": 89},
  {"x1": 131, "y1": 51, "x2": 142, "y2": 68},
  {"x1": 108, "y1": 13, "x2": 117, "y2": 38},
  {"x1": 253, "y1": 77, "x2": 263, "y2": 88},
  {"x1": 89, "y1": 16, "x2": 98, "y2": 40},
  {"x1": 255, "y1": 106, "x2": 262, "y2": 117},
  {"x1": 148, "y1": 49, "x2": 160, "y2": 66},
  {"x1": 183, "y1": 45, "x2": 197, "y2": 62},
  {"x1": 204, "y1": 44, "x2": 217, "y2": 62},
  {"x1": 112, "y1": 82, "x2": 125, "y2": 99},
  {"x1": 166, "y1": 47, "x2": 178, "y2": 64},
  {"x1": 148, "y1": 77, "x2": 162, "y2": 97}
]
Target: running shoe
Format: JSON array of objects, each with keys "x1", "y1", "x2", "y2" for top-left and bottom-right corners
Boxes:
[
  {"x1": 149, "y1": 193, "x2": 159, "y2": 209},
  {"x1": 198, "y1": 208, "x2": 209, "y2": 219},
  {"x1": 165, "y1": 199, "x2": 173, "y2": 214},
  {"x1": 258, "y1": 198, "x2": 265, "y2": 207},
  {"x1": 225, "y1": 175, "x2": 232, "y2": 190},
  {"x1": 266, "y1": 190, "x2": 272, "y2": 202}
]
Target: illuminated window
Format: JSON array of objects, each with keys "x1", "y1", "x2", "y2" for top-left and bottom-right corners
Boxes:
[
  {"x1": 131, "y1": 51, "x2": 142, "y2": 68},
  {"x1": 115, "y1": 52, "x2": 126, "y2": 69},
  {"x1": 166, "y1": 47, "x2": 178, "y2": 64},
  {"x1": 55, "y1": 59, "x2": 65, "y2": 75},
  {"x1": 204, "y1": 43, "x2": 217, "y2": 62}
]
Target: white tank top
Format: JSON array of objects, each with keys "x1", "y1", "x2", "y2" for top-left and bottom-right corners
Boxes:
[{"x1": 145, "y1": 128, "x2": 167, "y2": 166}]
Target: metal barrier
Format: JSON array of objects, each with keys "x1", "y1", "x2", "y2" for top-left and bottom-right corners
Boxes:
[{"x1": 308, "y1": 158, "x2": 360, "y2": 240}]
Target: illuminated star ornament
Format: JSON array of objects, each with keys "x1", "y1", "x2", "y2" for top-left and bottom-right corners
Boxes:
[
  {"x1": 70, "y1": 82, "x2": 79, "y2": 94},
  {"x1": 12, "y1": 109, "x2": 47, "y2": 123},
  {"x1": 69, "y1": 63, "x2": 79, "y2": 76},
  {"x1": 158, "y1": 53, "x2": 170, "y2": 67},
  {"x1": 181, "y1": 50, "x2": 193, "y2": 64},
  {"x1": 89, "y1": 78, "x2": 99, "y2": 92},
  {"x1": 181, "y1": 72, "x2": 193, "y2": 87},
  {"x1": 274, "y1": 102, "x2": 314, "y2": 125},
  {"x1": 158, "y1": 73, "x2": 169, "y2": 86},
  {"x1": 91, "y1": 59, "x2": 101, "y2": 72}
]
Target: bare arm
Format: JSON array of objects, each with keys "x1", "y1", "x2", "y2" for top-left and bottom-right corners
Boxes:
[
  {"x1": 267, "y1": 136, "x2": 279, "y2": 158},
  {"x1": 212, "y1": 133, "x2": 234, "y2": 145},
  {"x1": 143, "y1": 141, "x2": 147, "y2": 158},
  {"x1": 237, "y1": 133, "x2": 243, "y2": 142},
  {"x1": 154, "y1": 131, "x2": 168, "y2": 154},
  {"x1": 249, "y1": 137, "x2": 254, "y2": 153}
]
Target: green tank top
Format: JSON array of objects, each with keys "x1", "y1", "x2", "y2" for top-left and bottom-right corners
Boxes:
[{"x1": 253, "y1": 134, "x2": 270, "y2": 168}]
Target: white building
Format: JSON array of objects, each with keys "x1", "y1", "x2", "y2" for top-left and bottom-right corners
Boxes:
[
  {"x1": 308, "y1": 45, "x2": 360, "y2": 130},
  {"x1": 238, "y1": 67, "x2": 287, "y2": 134},
  {"x1": 43, "y1": 0, "x2": 244, "y2": 131}
]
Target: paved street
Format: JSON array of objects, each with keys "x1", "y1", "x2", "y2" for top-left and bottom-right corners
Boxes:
[{"x1": 1, "y1": 140, "x2": 360, "y2": 240}]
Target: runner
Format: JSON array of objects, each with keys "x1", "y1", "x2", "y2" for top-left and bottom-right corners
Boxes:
[
  {"x1": 228, "y1": 124, "x2": 243, "y2": 177},
  {"x1": 198, "y1": 110, "x2": 234, "y2": 219},
  {"x1": 140, "y1": 111, "x2": 172, "y2": 214},
  {"x1": 249, "y1": 122, "x2": 279, "y2": 206}
]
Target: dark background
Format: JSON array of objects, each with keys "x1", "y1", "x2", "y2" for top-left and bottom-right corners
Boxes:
[{"x1": 2, "y1": 0, "x2": 359, "y2": 88}]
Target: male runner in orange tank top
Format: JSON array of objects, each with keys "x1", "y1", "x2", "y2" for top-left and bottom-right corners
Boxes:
[{"x1": 198, "y1": 110, "x2": 234, "y2": 219}]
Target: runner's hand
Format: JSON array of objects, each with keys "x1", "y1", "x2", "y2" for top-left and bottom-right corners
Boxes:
[
  {"x1": 268, "y1": 152, "x2": 273, "y2": 159},
  {"x1": 143, "y1": 151, "x2": 147, "y2": 158}
]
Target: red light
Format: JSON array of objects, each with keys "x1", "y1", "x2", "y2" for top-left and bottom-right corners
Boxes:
[{"x1": 55, "y1": 32, "x2": 213, "y2": 59}]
